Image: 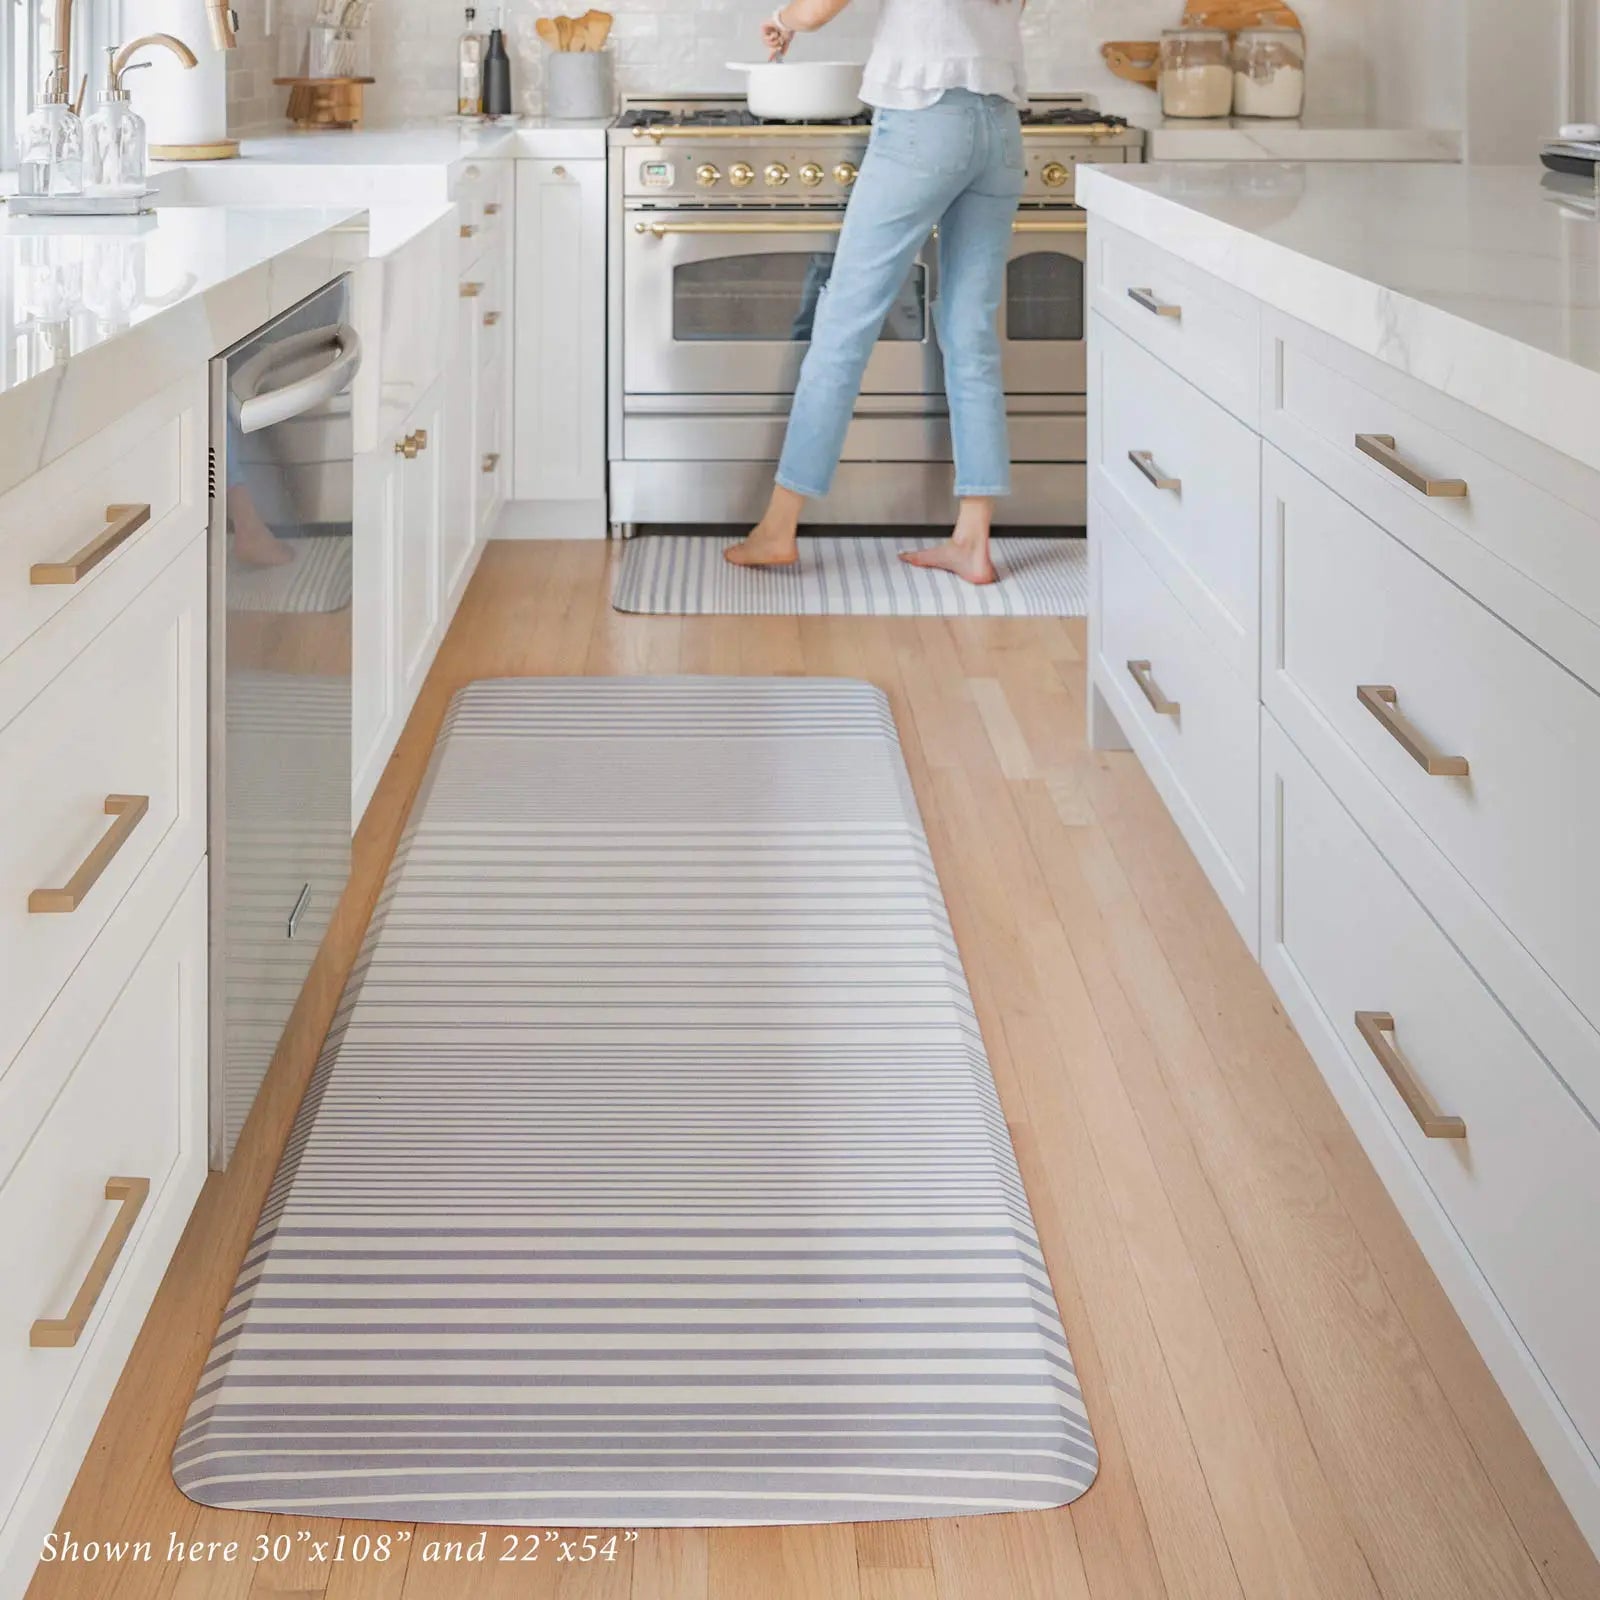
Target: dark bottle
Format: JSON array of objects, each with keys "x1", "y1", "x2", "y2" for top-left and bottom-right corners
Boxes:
[{"x1": 482, "y1": 14, "x2": 512, "y2": 117}]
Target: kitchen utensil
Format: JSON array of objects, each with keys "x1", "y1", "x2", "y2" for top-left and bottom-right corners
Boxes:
[
  {"x1": 724, "y1": 59, "x2": 864, "y2": 122},
  {"x1": 1101, "y1": 3, "x2": 1300, "y2": 92},
  {"x1": 586, "y1": 10, "x2": 612, "y2": 49},
  {"x1": 1101, "y1": 40, "x2": 1160, "y2": 88},
  {"x1": 554, "y1": 15, "x2": 572, "y2": 50},
  {"x1": 535, "y1": 15, "x2": 557, "y2": 47}
]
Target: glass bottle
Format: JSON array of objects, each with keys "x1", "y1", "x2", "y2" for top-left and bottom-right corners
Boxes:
[
  {"x1": 1157, "y1": 27, "x2": 1233, "y2": 120},
  {"x1": 482, "y1": 9, "x2": 512, "y2": 118},
  {"x1": 17, "y1": 53, "x2": 85, "y2": 197},
  {"x1": 1232, "y1": 26, "x2": 1306, "y2": 119},
  {"x1": 458, "y1": 8, "x2": 485, "y2": 117},
  {"x1": 85, "y1": 48, "x2": 150, "y2": 195}
]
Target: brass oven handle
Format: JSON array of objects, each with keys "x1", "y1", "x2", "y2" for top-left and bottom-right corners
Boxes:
[
  {"x1": 483, "y1": 310, "x2": 501, "y2": 327},
  {"x1": 1128, "y1": 449, "x2": 1180, "y2": 492},
  {"x1": 482, "y1": 452, "x2": 500, "y2": 473},
  {"x1": 1013, "y1": 220, "x2": 1088, "y2": 233},
  {"x1": 460, "y1": 280, "x2": 483, "y2": 298},
  {"x1": 29, "y1": 794, "x2": 150, "y2": 913},
  {"x1": 1127, "y1": 285, "x2": 1181, "y2": 319},
  {"x1": 1356, "y1": 685, "x2": 1469, "y2": 777},
  {"x1": 30, "y1": 504, "x2": 151, "y2": 585},
  {"x1": 631, "y1": 122, "x2": 1129, "y2": 143},
  {"x1": 634, "y1": 219, "x2": 843, "y2": 237},
  {"x1": 30, "y1": 1177, "x2": 151, "y2": 1348},
  {"x1": 1354, "y1": 433, "x2": 1468, "y2": 498},
  {"x1": 1354, "y1": 1012, "x2": 1466, "y2": 1139},
  {"x1": 1127, "y1": 659, "x2": 1179, "y2": 717}
]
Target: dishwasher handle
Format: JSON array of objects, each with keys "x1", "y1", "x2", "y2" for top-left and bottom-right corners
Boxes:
[{"x1": 237, "y1": 323, "x2": 363, "y2": 434}]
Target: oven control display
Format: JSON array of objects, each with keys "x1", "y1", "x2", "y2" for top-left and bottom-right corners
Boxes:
[{"x1": 640, "y1": 160, "x2": 674, "y2": 188}]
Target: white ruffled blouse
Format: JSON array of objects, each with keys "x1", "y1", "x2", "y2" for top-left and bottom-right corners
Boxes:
[{"x1": 860, "y1": 0, "x2": 1027, "y2": 111}]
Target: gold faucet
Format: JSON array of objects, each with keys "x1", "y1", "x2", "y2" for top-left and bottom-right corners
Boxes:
[
  {"x1": 112, "y1": 31, "x2": 201, "y2": 83},
  {"x1": 51, "y1": 0, "x2": 230, "y2": 101}
]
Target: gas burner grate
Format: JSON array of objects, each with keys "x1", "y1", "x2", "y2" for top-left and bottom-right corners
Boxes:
[{"x1": 1021, "y1": 107, "x2": 1131, "y2": 128}]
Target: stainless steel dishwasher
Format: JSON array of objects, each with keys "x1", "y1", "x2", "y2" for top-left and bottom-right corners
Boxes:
[{"x1": 209, "y1": 277, "x2": 362, "y2": 1167}]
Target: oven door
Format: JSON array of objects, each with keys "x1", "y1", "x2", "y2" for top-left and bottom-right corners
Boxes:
[
  {"x1": 1001, "y1": 217, "x2": 1088, "y2": 396},
  {"x1": 624, "y1": 211, "x2": 941, "y2": 397}
]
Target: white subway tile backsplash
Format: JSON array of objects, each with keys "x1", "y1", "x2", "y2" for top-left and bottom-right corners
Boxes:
[{"x1": 230, "y1": 0, "x2": 1373, "y2": 135}]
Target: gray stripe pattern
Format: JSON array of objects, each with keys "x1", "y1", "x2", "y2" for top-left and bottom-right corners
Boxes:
[
  {"x1": 228, "y1": 534, "x2": 353, "y2": 615},
  {"x1": 613, "y1": 535, "x2": 1088, "y2": 618},
  {"x1": 175, "y1": 677, "x2": 1096, "y2": 1525}
]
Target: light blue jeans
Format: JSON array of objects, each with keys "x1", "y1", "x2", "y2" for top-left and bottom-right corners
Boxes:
[{"x1": 776, "y1": 88, "x2": 1025, "y2": 502}]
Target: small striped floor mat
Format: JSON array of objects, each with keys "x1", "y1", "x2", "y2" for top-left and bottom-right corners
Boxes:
[
  {"x1": 175, "y1": 677, "x2": 1096, "y2": 1526},
  {"x1": 613, "y1": 534, "x2": 1088, "y2": 617}
]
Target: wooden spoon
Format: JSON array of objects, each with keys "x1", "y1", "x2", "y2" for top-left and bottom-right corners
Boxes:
[
  {"x1": 554, "y1": 15, "x2": 573, "y2": 50},
  {"x1": 535, "y1": 14, "x2": 558, "y2": 47},
  {"x1": 586, "y1": 9, "x2": 612, "y2": 49}
]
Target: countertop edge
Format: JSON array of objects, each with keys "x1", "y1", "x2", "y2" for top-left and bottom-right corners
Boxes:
[{"x1": 1076, "y1": 165, "x2": 1600, "y2": 481}]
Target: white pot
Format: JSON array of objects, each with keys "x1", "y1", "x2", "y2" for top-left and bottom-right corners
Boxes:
[{"x1": 725, "y1": 60, "x2": 865, "y2": 122}]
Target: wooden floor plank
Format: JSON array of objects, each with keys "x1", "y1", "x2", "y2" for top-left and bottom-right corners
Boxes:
[{"x1": 25, "y1": 544, "x2": 1599, "y2": 1600}]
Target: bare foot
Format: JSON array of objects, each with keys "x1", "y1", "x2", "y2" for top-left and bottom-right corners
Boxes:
[
  {"x1": 228, "y1": 485, "x2": 296, "y2": 567},
  {"x1": 899, "y1": 539, "x2": 997, "y2": 586},
  {"x1": 724, "y1": 525, "x2": 799, "y2": 568}
]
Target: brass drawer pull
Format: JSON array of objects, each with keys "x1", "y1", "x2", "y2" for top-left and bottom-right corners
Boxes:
[
  {"x1": 413, "y1": 429, "x2": 429, "y2": 452},
  {"x1": 1356, "y1": 685, "x2": 1469, "y2": 777},
  {"x1": 1127, "y1": 659, "x2": 1179, "y2": 717},
  {"x1": 30, "y1": 1176, "x2": 151, "y2": 1347},
  {"x1": 30, "y1": 504, "x2": 151, "y2": 586},
  {"x1": 29, "y1": 794, "x2": 150, "y2": 913},
  {"x1": 460, "y1": 281, "x2": 483, "y2": 299},
  {"x1": 1127, "y1": 285, "x2": 1181, "y2": 319},
  {"x1": 1355, "y1": 1012, "x2": 1466, "y2": 1139},
  {"x1": 483, "y1": 310, "x2": 501, "y2": 327},
  {"x1": 482, "y1": 452, "x2": 501, "y2": 473},
  {"x1": 460, "y1": 223, "x2": 477, "y2": 239},
  {"x1": 395, "y1": 433, "x2": 419, "y2": 459},
  {"x1": 484, "y1": 202, "x2": 501, "y2": 216},
  {"x1": 1354, "y1": 433, "x2": 1468, "y2": 498},
  {"x1": 1128, "y1": 450, "x2": 1180, "y2": 492}
]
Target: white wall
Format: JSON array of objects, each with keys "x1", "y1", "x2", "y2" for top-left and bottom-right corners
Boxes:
[{"x1": 228, "y1": 0, "x2": 1377, "y2": 134}]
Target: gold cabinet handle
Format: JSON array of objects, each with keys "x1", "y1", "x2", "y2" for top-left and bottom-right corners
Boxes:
[
  {"x1": 1354, "y1": 1012, "x2": 1466, "y2": 1139},
  {"x1": 30, "y1": 1177, "x2": 151, "y2": 1348},
  {"x1": 1356, "y1": 685, "x2": 1469, "y2": 777},
  {"x1": 1127, "y1": 286, "x2": 1181, "y2": 319},
  {"x1": 1354, "y1": 433, "x2": 1468, "y2": 498},
  {"x1": 460, "y1": 281, "x2": 483, "y2": 299},
  {"x1": 30, "y1": 503, "x2": 151, "y2": 586},
  {"x1": 395, "y1": 433, "x2": 419, "y2": 459},
  {"x1": 1127, "y1": 659, "x2": 1179, "y2": 718},
  {"x1": 484, "y1": 202, "x2": 501, "y2": 216},
  {"x1": 483, "y1": 310, "x2": 501, "y2": 327},
  {"x1": 413, "y1": 429, "x2": 429, "y2": 452},
  {"x1": 1128, "y1": 449, "x2": 1180, "y2": 492},
  {"x1": 29, "y1": 794, "x2": 150, "y2": 913},
  {"x1": 460, "y1": 223, "x2": 477, "y2": 239},
  {"x1": 551, "y1": 165, "x2": 568, "y2": 178},
  {"x1": 482, "y1": 452, "x2": 500, "y2": 473}
]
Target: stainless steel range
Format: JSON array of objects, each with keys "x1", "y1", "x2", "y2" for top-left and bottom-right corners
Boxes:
[{"x1": 605, "y1": 93, "x2": 1142, "y2": 533}]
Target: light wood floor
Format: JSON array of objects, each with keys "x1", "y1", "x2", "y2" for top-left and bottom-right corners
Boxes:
[{"x1": 29, "y1": 541, "x2": 1600, "y2": 1600}]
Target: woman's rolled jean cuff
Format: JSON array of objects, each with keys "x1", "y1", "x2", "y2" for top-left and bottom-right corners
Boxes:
[
  {"x1": 954, "y1": 484, "x2": 1012, "y2": 498},
  {"x1": 774, "y1": 472, "x2": 828, "y2": 499}
]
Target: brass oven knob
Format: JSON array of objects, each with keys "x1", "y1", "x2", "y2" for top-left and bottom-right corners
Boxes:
[
  {"x1": 1041, "y1": 161, "x2": 1071, "y2": 189},
  {"x1": 729, "y1": 162, "x2": 755, "y2": 188},
  {"x1": 764, "y1": 162, "x2": 790, "y2": 187},
  {"x1": 798, "y1": 162, "x2": 824, "y2": 188},
  {"x1": 833, "y1": 161, "x2": 858, "y2": 188},
  {"x1": 696, "y1": 163, "x2": 721, "y2": 188}
]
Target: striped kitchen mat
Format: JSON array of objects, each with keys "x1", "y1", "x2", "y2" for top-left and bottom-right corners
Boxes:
[
  {"x1": 613, "y1": 534, "x2": 1088, "y2": 617},
  {"x1": 228, "y1": 533, "x2": 353, "y2": 615},
  {"x1": 175, "y1": 677, "x2": 1096, "y2": 1526}
]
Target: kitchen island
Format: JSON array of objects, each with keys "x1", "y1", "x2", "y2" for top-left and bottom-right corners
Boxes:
[{"x1": 1078, "y1": 158, "x2": 1600, "y2": 1559}]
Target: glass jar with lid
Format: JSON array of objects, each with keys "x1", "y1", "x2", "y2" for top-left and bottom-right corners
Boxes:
[
  {"x1": 1158, "y1": 27, "x2": 1233, "y2": 119},
  {"x1": 1232, "y1": 25, "x2": 1306, "y2": 119}
]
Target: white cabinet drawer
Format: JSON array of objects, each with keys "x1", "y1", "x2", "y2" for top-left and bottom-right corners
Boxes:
[
  {"x1": 1090, "y1": 314, "x2": 1259, "y2": 677},
  {"x1": 451, "y1": 157, "x2": 512, "y2": 273},
  {"x1": 1090, "y1": 218, "x2": 1260, "y2": 427},
  {"x1": 1262, "y1": 716, "x2": 1600, "y2": 1466},
  {"x1": 0, "y1": 536, "x2": 205, "y2": 1076},
  {"x1": 0, "y1": 865, "x2": 207, "y2": 1555},
  {"x1": 1092, "y1": 496, "x2": 1258, "y2": 946},
  {"x1": 375, "y1": 210, "x2": 452, "y2": 435},
  {"x1": 1263, "y1": 310, "x2": 1600, "y2": 684},
  {"x1": 1264, "y1": 445, "x2": 1600, "y2": 1043},
  {"x1": 0, "y1": 377, "x2": 205, "y2": 679}
]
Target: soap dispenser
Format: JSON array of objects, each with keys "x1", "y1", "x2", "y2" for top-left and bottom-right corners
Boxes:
[
  {"x1": 85, "y1": 33, "x2": 199, "y2": 195},
  {"x1": 16, "y1": 52, "x2": 84, "y2": 196}
]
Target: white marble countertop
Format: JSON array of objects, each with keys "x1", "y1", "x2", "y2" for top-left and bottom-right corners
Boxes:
[
  {"x1": 0, "y1": 203, "x2": 367, "y2": 497},
  {"x1": 1078, "y1": 161, "x2": 1600, "y2": 477},
  {"x1": 1132, "y1": 114, "x2": 1461, "y2": 163},
  {"x1": 216, "y1": 117, "x2": 609, "y2": 168}
]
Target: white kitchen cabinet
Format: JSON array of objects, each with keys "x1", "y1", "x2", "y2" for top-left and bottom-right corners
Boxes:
[
  {"x1": 398, "y1": 380, "x2": 445, "y2": 709},
  {"x1": 1087, "y1": 210, "x2": 1600, "y2": 1554},
  {"x1": 511, "y1": 156, "x2": 607, "y2": 538}
]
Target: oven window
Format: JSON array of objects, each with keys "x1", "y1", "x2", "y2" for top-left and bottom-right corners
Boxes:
[
  {"x1": 672, "y1": 253, "x2": 927, "y2": 343},
  {"x1": 1006, "y1": 250, "x2": 1084, "y2": 343}
]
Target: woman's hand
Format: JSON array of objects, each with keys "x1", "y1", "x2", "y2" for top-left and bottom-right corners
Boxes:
[{"x1": 763, "y1": 8, "x2": 796, "y2": 59}]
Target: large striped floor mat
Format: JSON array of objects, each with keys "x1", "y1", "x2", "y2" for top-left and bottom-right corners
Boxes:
[{"x1": 175, "y1": 677, "x2": 1097, "y2": 1526}]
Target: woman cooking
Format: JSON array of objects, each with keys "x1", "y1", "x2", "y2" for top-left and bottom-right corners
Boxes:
[{"x1": 725, "y1": 0, "x2": 1027, "y2": 586}]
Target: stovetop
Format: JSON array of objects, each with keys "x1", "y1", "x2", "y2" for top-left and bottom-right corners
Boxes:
[{"x1": 616, "y1": 95, "x2": 1131, "y2": 134}]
